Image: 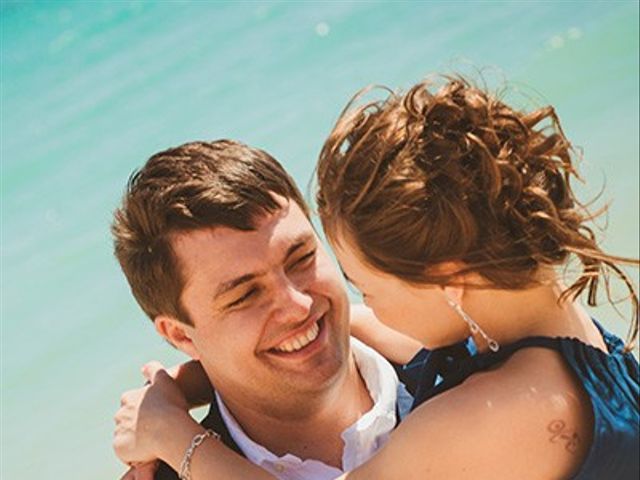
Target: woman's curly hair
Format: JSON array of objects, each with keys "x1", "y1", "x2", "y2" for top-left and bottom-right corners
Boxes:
[{"x1": 316, "y1": 76, "x2": 638, "y2": 348}]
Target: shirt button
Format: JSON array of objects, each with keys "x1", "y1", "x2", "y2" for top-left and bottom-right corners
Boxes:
[{"x1": 274, "y1": 464, "x2": 286, "y2": 473}]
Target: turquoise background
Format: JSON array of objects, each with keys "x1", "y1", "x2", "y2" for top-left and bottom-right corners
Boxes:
[{"x1": 1, "y1": 1, "x2": 638, "y2": 478}]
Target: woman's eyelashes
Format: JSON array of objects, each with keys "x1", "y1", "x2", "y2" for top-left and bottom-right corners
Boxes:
[{"x1": 345, "y1": 279, "x2": 370, "y2": 302}]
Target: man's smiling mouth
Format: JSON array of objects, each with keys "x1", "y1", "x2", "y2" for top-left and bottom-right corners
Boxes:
[{"x1": 270, "y1": 316, "x2": 325, "y2": 354}]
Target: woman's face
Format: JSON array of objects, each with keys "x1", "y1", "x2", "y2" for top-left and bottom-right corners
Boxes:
[{"x1": 331, "y1": 233, "x2": 469, "y2": 349}]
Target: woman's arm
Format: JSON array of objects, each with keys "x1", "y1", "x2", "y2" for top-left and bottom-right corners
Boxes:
[
  {"x1": 115, "y1": 335, "x2": 590, "y2": 480},
  {"x1": 350, "y1": 304, "x2": 423, "y2": 364},
  {"x1": 116, "y1": 361, "x2": 214, "y2": 480},
  {"x1": 154, "y1": 410, "x2": 275, "y2": 480},
  {"x1": 336, "y1": 352, "x2": 593, "y2": 480},
  {"x1": 114, "y1": 363, "x2": 276, "y2": 480}
]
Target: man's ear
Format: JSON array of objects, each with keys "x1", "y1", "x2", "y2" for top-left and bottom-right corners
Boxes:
[{"x1": 154, "y1": 315, "x2": 200, "y2": 360}]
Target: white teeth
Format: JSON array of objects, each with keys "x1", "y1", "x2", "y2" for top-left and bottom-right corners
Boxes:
[
  {"x1": 274, "y1": 321, "x2": 320, "y2": 353},
  {"x1": 305, "y1": 323, "x2": 319, "y2": 343}
]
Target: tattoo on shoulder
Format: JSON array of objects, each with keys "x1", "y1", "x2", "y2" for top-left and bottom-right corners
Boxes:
[{"x1": 547, "y1": 420, "x2": 580, "y2": 454}]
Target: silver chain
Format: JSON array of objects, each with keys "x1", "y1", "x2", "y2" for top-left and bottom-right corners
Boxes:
[
  {"x1": 446, "y1": 298, "x2": 500, "y2": 352},
  {"x1": 179, "y1": 429, "x2": 220, "y2": 480}
]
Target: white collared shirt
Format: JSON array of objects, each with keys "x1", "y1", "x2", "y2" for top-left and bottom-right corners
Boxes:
[{"x1": 216, "y1": 337, "x2": 413, "y2": 480}]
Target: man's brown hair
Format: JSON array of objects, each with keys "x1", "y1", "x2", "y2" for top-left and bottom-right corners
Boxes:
[
  {"x1": 316, "y1": 76, "x2": 639, "y2": 347},
  {"x1": 112, "y1": 139, "x2": 308, "y2": 325}
]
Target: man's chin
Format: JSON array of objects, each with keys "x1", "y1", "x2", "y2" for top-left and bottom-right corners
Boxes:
[{"x1": 273, "y1": 352, "x2": 349, "y2": 396}]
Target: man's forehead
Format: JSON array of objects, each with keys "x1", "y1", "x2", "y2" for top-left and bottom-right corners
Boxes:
[
  {"x1": 172, "y1": 201, "x2": 309, "y2": 244},
  {"x1": 172, "y1": 203, "x2": 315, "y2": 281}
]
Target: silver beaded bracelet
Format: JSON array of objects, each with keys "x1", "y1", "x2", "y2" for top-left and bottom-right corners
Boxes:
[{"x1": 178, "y1": 429, "x2": 221, "y2": 480}]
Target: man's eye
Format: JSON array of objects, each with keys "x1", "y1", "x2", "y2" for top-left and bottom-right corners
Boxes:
[
  {"x1": 291, "y1": 250, "x2": 316, "y2": 269},
  {"x1": 227, "y1": 287, "x2": 258, "y2": 309}
]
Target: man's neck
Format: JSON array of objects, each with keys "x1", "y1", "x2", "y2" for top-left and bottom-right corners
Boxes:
[{"x1": 219, "y1": 352, "x2": 373, "y2": 468}]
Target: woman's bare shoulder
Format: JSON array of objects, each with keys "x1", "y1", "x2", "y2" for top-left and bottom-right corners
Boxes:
[{"x1": 346, "y1": 347, "x2": 593, "y2": 480}]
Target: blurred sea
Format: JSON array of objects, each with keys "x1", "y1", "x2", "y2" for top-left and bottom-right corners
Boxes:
[{"x1": 1, "y1": 1, "x2": 638, "y2": 479}]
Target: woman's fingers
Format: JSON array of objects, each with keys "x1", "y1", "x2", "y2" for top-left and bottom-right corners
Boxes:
[{"x1": 141, "y1": 361, "x2": 165, "y2": 383}]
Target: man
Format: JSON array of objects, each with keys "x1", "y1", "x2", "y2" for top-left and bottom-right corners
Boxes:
[{"x1": 111, "y1": 140, "x2": 421, "y2": 479}]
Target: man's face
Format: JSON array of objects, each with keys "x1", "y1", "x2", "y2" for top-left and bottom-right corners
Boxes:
[{"x1": 168, "y1": 197, "x2": 351, "y2": 416}]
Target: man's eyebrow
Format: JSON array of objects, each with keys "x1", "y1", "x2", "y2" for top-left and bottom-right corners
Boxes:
[
  {"x1": 213, "y1": 273, "x2": 260, "y2": 300},
  {"x1": 285, "y1": 233, "x2": 315, "y2": 260}
]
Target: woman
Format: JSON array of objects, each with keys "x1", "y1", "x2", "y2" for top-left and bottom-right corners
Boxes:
[
  {"x1": 115, "y1": 76, "x2": 639, "y2": 479},
  {"x1": 314, "y1": 76, "x2": 639, "y2": 479}
]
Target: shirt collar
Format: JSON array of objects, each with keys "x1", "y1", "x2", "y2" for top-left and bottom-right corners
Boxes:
[{"x1": 215, "y1": 336, "x2": 411, "y2": 478}]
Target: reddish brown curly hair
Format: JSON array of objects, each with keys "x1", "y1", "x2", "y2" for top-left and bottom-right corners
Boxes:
[{"x1": 316, "y1": 76, "x2": 638, "y2": 348}]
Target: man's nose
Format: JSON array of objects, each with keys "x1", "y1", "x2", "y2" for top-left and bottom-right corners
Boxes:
[{"x1": 271, "y1": 273, "x2": 312, "y2": 324}]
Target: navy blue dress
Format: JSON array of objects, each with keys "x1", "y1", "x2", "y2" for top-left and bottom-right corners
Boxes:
[{"x1": 409, "y1": 322, "x2": 639, "y2": 480}]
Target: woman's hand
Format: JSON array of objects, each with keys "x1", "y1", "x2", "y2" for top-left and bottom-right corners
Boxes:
[
  {"x1": 113, "y1": 361, "x2": 275, "y2": 480},
  {"x1": 113, "y1": 361, "x2": 196, "y2": 467}
]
